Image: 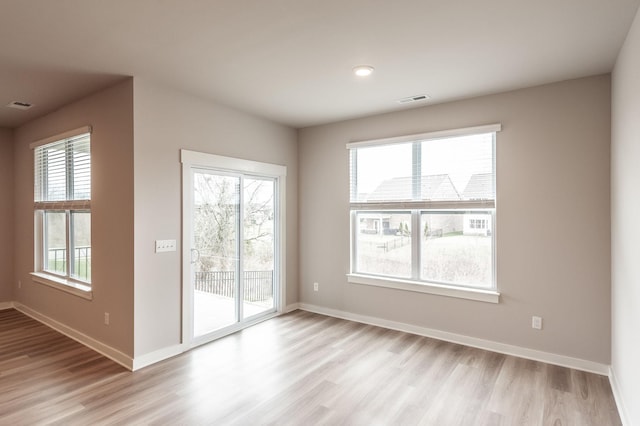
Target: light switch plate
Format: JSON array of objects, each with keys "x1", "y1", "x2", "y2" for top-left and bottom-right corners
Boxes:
[{"x1": 155, "y1": 239, "x2": 177, "y2": 253}]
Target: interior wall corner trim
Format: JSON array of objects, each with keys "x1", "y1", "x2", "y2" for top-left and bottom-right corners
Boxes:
[{"x1": 609, "y1": 366, "x2": 631, "y2": 426}]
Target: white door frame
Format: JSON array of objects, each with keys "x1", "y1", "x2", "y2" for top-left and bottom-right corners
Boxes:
[{"x1": 180, "y1": 149, "x2": 287, "y2": 349}]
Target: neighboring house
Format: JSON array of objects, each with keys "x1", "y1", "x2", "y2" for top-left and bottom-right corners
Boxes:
[
  {"x1": 364, "y1": 174, "x2": 460, "y2": 202},
  {"x1": 359, "y1": 173, "x2": 496, "y2": 238},
  {"x1": 359, "y1": 213, "x2": 410, "y2": 236},
  {"x1": 361, "y1": 175, "x2": 463, "y2": 236},
  {"x1": 463, "y1": 215, "x2": 492, "y2": 236},
  {"x1": 461, "y1": 172, "x2": 495, "y2": 201},
  {"x1": 462, "y1": 173, "x2": 494, "y2": 236}
]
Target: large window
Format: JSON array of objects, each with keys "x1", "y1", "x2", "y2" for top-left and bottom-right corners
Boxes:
[
  {"x1": 32, "y1": 127, "x2": 92, "y2": 292},
  {"x1": 348, "y1": 124, "x2": 499, "y2": 300}
]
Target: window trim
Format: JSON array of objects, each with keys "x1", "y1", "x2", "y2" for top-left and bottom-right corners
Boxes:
[
  {"x1": 31, "y1": 126, "x2": 92, "y2": 297},
  {"x1": 346, "y1": 123, "x2": 501, "y2": 149},
  {"x1": 29, "y1": 126, "x2": 92, "y2": 149},
  {"x1": 347, "y1": 124, "x2": 501, "y2": 303},
  {"x1": 347, "y1": 273, "x2": 499, "y2": 304},
  {"x1": 30, "y1": 272, "x2": 93, "y2": 300}
]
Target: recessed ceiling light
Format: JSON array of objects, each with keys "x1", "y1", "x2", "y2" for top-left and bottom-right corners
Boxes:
[{"x1": 353, "y1": 65, "x2": 375, "y2": 77}]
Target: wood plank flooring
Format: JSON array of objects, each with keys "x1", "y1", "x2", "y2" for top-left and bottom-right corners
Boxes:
[{"x1": 0, "y1": 308, "x2": 621, "y2": 425}]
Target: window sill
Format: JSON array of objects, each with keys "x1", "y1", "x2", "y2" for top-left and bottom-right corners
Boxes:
[
  {"x1": 347, "y1": 273, "x2": 499, "y2": 304},
  {"x1": 30, "y1": 272, "x2": 93, "y2": 301}
]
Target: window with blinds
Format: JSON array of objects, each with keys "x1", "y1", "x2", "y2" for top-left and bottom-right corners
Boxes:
[
  {"x1": 32, "y1": 127, "x2": 92, "y2": 286},
  {"x1": 34, "y1": 132, "x2": 91, "y2": 206},
  {"x1": 347, "y1": 124, "x2": 499, "y2": 292}
]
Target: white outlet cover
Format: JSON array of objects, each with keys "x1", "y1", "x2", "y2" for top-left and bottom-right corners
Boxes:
[{"x1": 532, "y1": 316, "x2": 543, "y2": 330}]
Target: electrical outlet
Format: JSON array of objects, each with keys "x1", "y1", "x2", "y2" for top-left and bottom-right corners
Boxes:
[
  {"x1": 532, "y1": 316, "x2": 542, "y2": 330},
  {"x1": 104, "y1": 312, "x2": 110, "y2": 325},
  {"x1": 18, "y1": 280, "x2": 21, "y2": 289},
  {"x1": 313, "y1": 282, "x2": 319, "y2": 292}
]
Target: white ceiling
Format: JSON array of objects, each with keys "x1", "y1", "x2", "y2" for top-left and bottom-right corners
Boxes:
[{"x1": 1, "y1": 0, "x2": 638, "y2": 129}]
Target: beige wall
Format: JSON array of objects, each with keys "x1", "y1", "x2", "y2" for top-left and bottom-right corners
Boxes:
[
  {"x1": 298, "y1": 75, "x2": 611, "y2": 364},
  {"x1": 0, "y1": 128, "x2": 13, "y2": 302},
  {"x1": 611, "y1": 6, "x2": 640, "y2": 425},
  {"x1": 8, "y1": 76, "x2": 297, "y2": 361},
  {"x1": 13, "y1": 79, "x2": 135, "y2": 356},
  {"x1": 132, "y1": 79, "x2": 298, "y2": 356}
]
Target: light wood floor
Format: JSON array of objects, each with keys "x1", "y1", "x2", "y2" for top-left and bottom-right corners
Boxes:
[{"x1": 0, "y1": 308, "x2": 621, "y2": 425}]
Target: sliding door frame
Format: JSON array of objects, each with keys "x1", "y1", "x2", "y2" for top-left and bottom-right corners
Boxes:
[{"x1": 180, "y1": 149, "x2": 287, "y2": 349}]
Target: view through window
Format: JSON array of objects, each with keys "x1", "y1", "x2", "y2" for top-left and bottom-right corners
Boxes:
[
  {"x1": 33, "y1": 129, "x2": 91, "y2": 285},
  {"x1": 349, "y1": 127, "x2": 497, "y2": 290}
]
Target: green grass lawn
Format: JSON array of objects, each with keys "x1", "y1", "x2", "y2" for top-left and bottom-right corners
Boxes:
[{"x1": 357, "y1": 233, "x2": 492, "y2": 287}]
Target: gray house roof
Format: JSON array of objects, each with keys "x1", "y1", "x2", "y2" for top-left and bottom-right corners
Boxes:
[
  {"x1": 366, "y1": 174, "x2": 460, "y2": 201},
  {"x1": 462, "y1": 173, "x2": 495, "y2": 200}
]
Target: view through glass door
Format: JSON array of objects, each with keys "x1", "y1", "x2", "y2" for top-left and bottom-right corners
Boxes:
[{"x1": 191, "y1": 169, "x2": 277, "y2": 338}]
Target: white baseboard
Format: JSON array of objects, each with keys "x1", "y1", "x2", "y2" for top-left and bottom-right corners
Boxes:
[
  {"x1": 6, "y1": 299, "x2": 612, "y2": 387},
  {"x1": 13, "y1": 302, "x2": 181, "y2": 372},
  {"x1": 13, "y1": 302, "x2": 134, "y2": 371},
  {"x1": 8, "y1": 301, "x2": 301, "y2": 372},
  {"x1": 132, "y1": 344, "x2": 185, "y2": 371},
  {"x1": 609, "y1": 367, "x2": 630, "y2": 426},
  {"x1": 298, "y1": 303, "x2": 610, "y2": 376},
  {"x1": 284, "y1": 302, "x2": 300, "y2": 313}
]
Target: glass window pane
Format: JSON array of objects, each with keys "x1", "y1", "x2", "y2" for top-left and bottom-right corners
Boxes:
[
  {"x1": 193, "y1": 173, "x2": 240, "y2": 273},
  {"x1": 243, "y1": 178, "x2": 275, "y2": 318},
  {"x1": 420, "y1": 133, "x2": 494, "y2": 201},
  {"x1": 355, "y1": 211, "x2": 412, "y2": 278},
  {"x1": 193, "y1": 172, "x2": 240, "y2": 336},
  {"x1": 71, "y1": 211, "x2": 91, "y2": 282},
  {"x1": 421, "y1": 212, "x2": 493, "y2": 288},
  {"x1": 351, "y1": 143, "x2": 413, "y2": 202},
  {"x1": 44, "y1": 211, "x2": 67, "y2": 275}
]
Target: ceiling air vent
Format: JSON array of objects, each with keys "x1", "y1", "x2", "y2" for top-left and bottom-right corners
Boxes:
[
  {"x1": 6, "y1": 101, "x2": 34, "y2": 110},
  {"x1": 397, "y1": 94, "x2": 431, "y2": 104}
]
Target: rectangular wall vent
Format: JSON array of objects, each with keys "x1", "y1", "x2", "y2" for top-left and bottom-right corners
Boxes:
[
  {"x1": 397, "y1": 94, "x2": 431, "y2": 104},
  {"x1": 6, "y1": 101, "x2": 34, "y2": 110}
]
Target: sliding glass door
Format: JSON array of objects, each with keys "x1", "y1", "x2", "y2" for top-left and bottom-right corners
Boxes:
[
  {"x1": 188, "y1": 165, "x2": 279, "y2": 342},
  {"x1": 182, "y1": 150, "x2": 286, "y2": 347}
]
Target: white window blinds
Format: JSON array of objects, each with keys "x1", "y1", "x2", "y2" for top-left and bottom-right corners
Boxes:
[
  {"x1": 34, "y1": 130, "x2": 91, "y2": 210},
  {"x1": 348, "y1": 124, "x2": 499, "y2": 210}
]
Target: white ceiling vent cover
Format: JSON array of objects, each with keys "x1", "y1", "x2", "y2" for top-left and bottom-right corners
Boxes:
[
  {"x1": 397, "y1": 94, "x2": 431, "y2": 104},
  {"x1": 6, "y1": 101, "x2": 34, "y2": 110}
]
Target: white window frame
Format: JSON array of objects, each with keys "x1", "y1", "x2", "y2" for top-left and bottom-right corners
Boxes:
[
  {"x1": 346, "y1": 124, "x2": 501, "y2": 304},
  {"x1": 30, "y1": 126, "x2": 93, "y2": 300}
]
